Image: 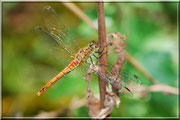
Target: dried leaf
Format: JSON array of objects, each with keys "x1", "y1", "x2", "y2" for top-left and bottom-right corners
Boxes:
[
  {"x1": 86, "y1": 89, "x2": 101, "y2": 117},
  {"x1": 97, "y1": 92, "x2": 120, "y2": 118},
  {"x1": 106, "y1": 32, "x2": 126, "y2": 54}
]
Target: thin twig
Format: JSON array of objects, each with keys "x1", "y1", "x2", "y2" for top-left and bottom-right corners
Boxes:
[
  {"x1": 62, "y1": 3, "x2": 159, "y2": 84},
  {"x1": 62, "y1": 3, "x2": 97, "y2": 30},
  {"x1": 127, "y1": 84, "x2": 179, "y2": 96},
  {"x1": 97, "y1": 2, "x2": 108, "y2": 109}
]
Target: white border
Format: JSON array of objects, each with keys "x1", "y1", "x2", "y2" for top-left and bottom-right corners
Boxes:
[
  {"x1": 1, "y1": 0, "x2": 180, "y2": 2},
  {"x1": 0, "y1": 0, "x2": 179, "y2": 119}
]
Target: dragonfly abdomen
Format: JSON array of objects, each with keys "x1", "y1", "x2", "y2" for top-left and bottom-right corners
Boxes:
[{"x1": 36, "y1": 59, "x2": 79, "y2": 96}]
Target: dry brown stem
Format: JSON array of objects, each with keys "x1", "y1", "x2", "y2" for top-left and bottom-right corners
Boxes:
[
  {"x1": 97, "y1": 2, "x2": 108, "y2": 109},
  {"x1": 84, "y1": 62, "x2": 120, "y2": 118},
  {"x1": 106, "y1": 32, "x2": 126, "y2": 96}
]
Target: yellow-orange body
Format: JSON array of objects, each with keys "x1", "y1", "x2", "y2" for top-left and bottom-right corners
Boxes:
[{"x1": 37, "y1": 41, "x2": 98, "y2": 96}]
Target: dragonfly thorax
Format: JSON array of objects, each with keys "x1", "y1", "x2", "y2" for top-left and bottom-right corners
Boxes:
[{"x1": 75, "y1": 41, "x2": 98, "y2": 63}]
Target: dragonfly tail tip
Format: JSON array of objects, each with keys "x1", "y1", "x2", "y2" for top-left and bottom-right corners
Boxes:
[{"x1": 36, "y1": 92, "x2": 41, "y2": 96}]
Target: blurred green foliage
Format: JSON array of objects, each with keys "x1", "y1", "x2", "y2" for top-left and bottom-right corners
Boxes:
[{"x1": 2, "y1": 2, "x2": 178, "y2": 117}]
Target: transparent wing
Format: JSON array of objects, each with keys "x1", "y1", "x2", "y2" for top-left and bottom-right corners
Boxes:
[
  {"x1": 120, "y1": 69, "x2": 141, "y2": 87},
  {"x1": 42, "y1": 6, "x2": 80, "y2": 55},
  {"x1": 34, "y1": 26, "x2": 73, "y2": 67}
]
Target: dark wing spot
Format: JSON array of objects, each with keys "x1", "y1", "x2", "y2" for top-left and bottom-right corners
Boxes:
[
  {"x1": 134, "y1": 74, "x2": 139, "y2": 79},
  {"x1": 124, "y1": 86, "x2": 131, "y2": 93}
]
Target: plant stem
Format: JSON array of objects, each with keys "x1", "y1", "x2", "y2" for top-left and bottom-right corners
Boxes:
[{"x1": 97, "y1": 2, "x2": 107, "y2": 109}]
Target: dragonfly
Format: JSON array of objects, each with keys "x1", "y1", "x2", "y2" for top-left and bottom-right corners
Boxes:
[{"x1": 35, "y1": 6, "x2": 141, "y2": 96}]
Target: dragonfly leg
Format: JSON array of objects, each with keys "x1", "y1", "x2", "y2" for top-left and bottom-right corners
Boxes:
[
  {"x1": 93, "y1": 54, "x2": 98, "y2": 59},
  {"x1": 95, "y1": 41, "x2": 111, "y2": 54},
  {"x1": 99, "y1": 51, "x2": 108, "y2": 58},
  {"x1": 90, "y1": 56, "x2": 95, "y2": 66},
  {"x1": 91, "y1": 53, "x2": 108, "y2": 67},
  {"x1": 93, "y1": 51, "x2": 108, "y2": 61},
  {"x1": 95, "y1": 48, "x2": 104, "y2": 54},
  {"x1": 93, "y1": 51, "x2": 108, "y2": 60},
  {"x1": 95, "y1": 41, "x2": 111, "y2": 59}
]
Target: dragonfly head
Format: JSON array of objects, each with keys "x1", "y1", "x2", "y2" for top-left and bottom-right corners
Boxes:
[{"x1": 89, "y1": 41, "x2": 98, "y2": 50}]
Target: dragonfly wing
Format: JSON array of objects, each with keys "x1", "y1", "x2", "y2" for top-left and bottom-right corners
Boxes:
[
  {"x1": 35, "y1": 26, "x2": 73, "y2": 67},
  {"x1": 42, "y1": 6, "x2": 80, "y2": 55},
  {"x1": 35, "y1": 26, "x2": 60, "y2": 48},
  {"x1": 120, "y1": 69, "x2": 141, "y2": 87}
]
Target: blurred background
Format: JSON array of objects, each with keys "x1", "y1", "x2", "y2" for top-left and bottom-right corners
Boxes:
[{"x1": 2, "y1": 2, "x2": 178, "y2": 117}]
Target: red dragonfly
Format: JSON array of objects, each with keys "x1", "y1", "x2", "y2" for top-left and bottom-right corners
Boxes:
[
  {"x1": 35, "y1": 6, "x2": 99, "y2": 96},
  {"x1": 35, "y1": 6, "x2": 141, "y2": 96}
]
